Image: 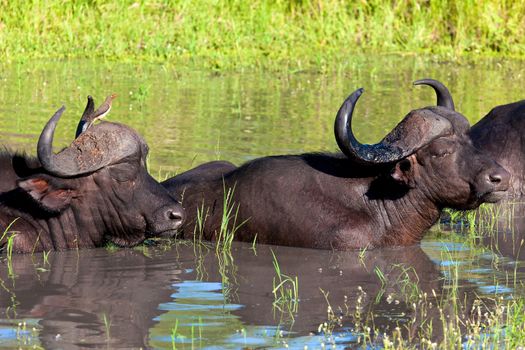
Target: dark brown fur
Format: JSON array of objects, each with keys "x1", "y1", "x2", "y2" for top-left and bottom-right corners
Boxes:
[
  {"x1": 164, "y1": 106, "x2": 509, "y2": 250},
  {"x1": 470, "y1": 100, "x2": 525, "y2": 199},
  {"x1": 0, "y1": 122, "x2": 184, "y2": 253}
]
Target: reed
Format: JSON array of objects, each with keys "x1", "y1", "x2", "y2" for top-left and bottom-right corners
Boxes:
[
  {"x1": 320, "y1": 251, "x2": 525, "y2": 349},
  {"x1": 215, "y1": 183, "x2": 247, "y2": 254},
  {"x1": 103, "y1": 313, "x2": 111, "y2": 342},
  {"x1": 1, "y1": 220, "x2": 19, "y2": 279},
  {"x1": 270, "y1": 249, "x2": 299, "y2": 319}
]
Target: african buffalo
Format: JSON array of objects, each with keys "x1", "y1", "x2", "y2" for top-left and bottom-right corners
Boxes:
[
  {"x1": 163, "y1": 84, "x2": 509, "y2": 249},
  {"x1": 469, "y1": 97, "x2": 525, "y2": 200},
  {"x1": 0, "y1": 104, "x2": 184, "y2": 253},
  {"x1": 416, "y1": 79, "x2": 525, "y2": 201}
]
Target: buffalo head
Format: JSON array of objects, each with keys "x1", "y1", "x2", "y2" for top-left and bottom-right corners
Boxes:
[
  {"x1": 335, "y1": 81, "x2": 509, "y2": 210},
  {"x1": 15, "y1": 105, "x2": 184, "y2": 248}
]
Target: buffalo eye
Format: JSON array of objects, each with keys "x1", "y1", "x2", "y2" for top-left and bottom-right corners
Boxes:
[
  {"x1": 428, "y1": 139, "x2": 456, "y2": 158},
  {"x1": 432, "y1": 150, "x2": 452, "y2": 158},
  {"x1": 108, "y1": 162, "x2": 139, "y2": 182}
]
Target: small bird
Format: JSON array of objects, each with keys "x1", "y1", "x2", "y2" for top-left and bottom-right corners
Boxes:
[
  {"x1": 75, "y1": 93, "x2": 117, "y2": 138},
  {"x1": 75, "y1": 95, "x2": 95, "y2": 137}
]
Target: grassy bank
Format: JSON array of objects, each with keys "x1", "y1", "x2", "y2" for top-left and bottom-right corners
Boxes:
[{"x1": 1, "y1": 0, "x2": 525, "y2": 70}]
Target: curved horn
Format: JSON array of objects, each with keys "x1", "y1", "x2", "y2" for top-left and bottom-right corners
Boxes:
[
  {"x1": 39, "y1": 104, "x2": 140, "y2": 178},
  {"x1": 334, "y1": 88, "x2": 405, "y2": 164},
  {"x1": 414, "y1": 78, "x2": 455, "y2": 110},
  {"x1": 75, "y1": 95, "x2": 95, "y2": 138},
  {"x1": 334, "y1": 88, "x2": 453, "y2": 165},
  {"x1": 38, "y1": 106, "x2": 83, "y2": 177},
  {"x1": 38, "y1": 106, "x2": 108, "y2": 177}
]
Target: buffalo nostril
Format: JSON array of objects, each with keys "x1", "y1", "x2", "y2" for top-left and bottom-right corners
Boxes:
[
  {"x1": 168, "y1": 210, "x2": 182, "y2": 220},
  {"x1": 167, "y1": 209, "x2": 184, "y2": 226},
  {"x1": 489, "y1": 173, "x2": 502, "y2": 184}
]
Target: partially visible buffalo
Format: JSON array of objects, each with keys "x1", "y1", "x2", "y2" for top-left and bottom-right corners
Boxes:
[
  {"x1": 0, "y1": 103, "x2": 184, "y2": 253},
  {"x1": 469, "y1": 97, "x2": 525, "y2": 199},
  {"x1": 163, "y1": 83, "x2": 509, "y2": 249}
]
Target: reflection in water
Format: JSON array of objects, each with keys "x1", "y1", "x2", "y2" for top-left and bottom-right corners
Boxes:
[
  {"x1": 0, "y1": 248, "x2": 185, "y2": 349},
  {"x1": 0, "y1": 237, "x2": 524, "y2": 348}
]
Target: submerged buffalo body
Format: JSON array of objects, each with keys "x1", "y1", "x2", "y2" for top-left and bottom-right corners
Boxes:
[
  {"x1": 164, "y1": 82, "x2": 509, "y2": 249},
  {"x1": 470, "y1": 99, "x2": 525, "y2": 200},
  {"x1": 0, "y1": 105, "x2": 184, "y2": 253}
]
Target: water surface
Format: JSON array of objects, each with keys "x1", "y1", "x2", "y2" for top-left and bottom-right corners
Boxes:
[
  {"x1": 0, "y1": 237, "x2": 523, "y2": 349},
  {"x1": 1, "y1": 57, "x2": 524, "y2": 175}
]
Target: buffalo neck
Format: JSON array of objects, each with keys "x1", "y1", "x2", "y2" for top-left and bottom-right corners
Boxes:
[
  {"x1": 302, "y1": 153, "x2": 442, "y2": 246},
  {"x1": 365, "y1": 182, "x2": 441, "y2": 247}
]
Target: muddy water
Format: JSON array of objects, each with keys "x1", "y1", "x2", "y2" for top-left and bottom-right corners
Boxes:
[
  {"x1": 0, "y1": 237, "x2": 524, "y2": 349},
  {"x1": 1, "y1": 57, "x2": 525, "y2": 348}
]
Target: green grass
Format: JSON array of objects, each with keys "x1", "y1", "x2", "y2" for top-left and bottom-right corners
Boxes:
[
  {"x1": 441, "y1": 203, "x2": 523, "y2": 256},
  {"x1": 2, "y1": 0, "x2": 525, "y2": 71},
  {"x1": 504, "y1": 298, "x2": 525, "y2": 347},
  {"x1": 317, "y1": 288, "x2": 342, "y2": 340},
  {"x1": 170, "y1": 318, "x2": 201, "y2": 350},
  {"x1": 104, "y1": 242, "x2": 121, "y2": 253},
  {"x1": 170, "y1": 319, "x2": 180, "y2": 350},
  {"x1": 216, "y1": 248, "x2": 239, "y2": 304},
  {"x1": 101, "y1": 313, "x2": 111, "y2": 343},
  {"x1": 0, "y1": 218, "x2": 18, "y2": 247},
  {"x1": 1, "y1": 220, "x2": 20, "y2": 279},
  {"x1": 193, "y1": 202, "x2": 208, "y2": 247},
  {"x1": 187, "y1": 183, "x2": 248, "y2": 302},
  {"x1": 270, "y1": 249, "x2": 299, "y2": 320},
  {"x1": 215, "y1": 182, "x2": 247, "y2": 254},
  {"x1": 324, "y1": 261, "x2": 525, "y2": 349},
  {"x1": 251, "y1": 234, "x2": 257, "y2": 255},
  {"x1": 357, "y1": 224, "x2": 525, "y2": 349}
]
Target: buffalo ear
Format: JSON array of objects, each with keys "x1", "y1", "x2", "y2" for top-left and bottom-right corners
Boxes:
[
  {"x1": 17, "y1": 175, "x2": 76, "y2": 212},
  {"x1": 391, "y1": 156, "x2": 416, "y2": 188}
]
